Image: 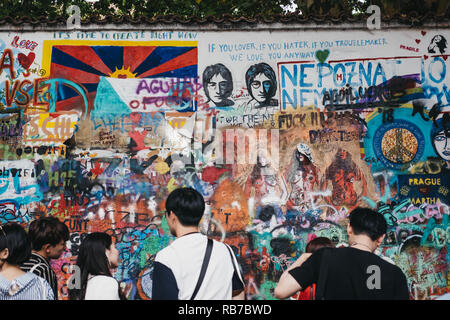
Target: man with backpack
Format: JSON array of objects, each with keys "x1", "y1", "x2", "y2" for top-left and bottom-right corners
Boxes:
[{"x1": 152, "y1": 187, "x2": 245, "y2": 300}]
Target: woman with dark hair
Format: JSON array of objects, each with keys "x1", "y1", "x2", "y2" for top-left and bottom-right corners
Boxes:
[
  {"x1": 245, "y1": 63, "x2": 278, "y2": 108},
  {"x1": 69, "y1": 232, "x2": 125, "y2": 300},
  {"x1": 202, "y1": 63, "x2": 234, "y2": 107},
  {"x1": 428, "y1": 35, "x2": 447, "y2": 54},
  {"x1": 0, "y1": 223, "x2": 54, "y2": 300},
  {"x1": 431, "y1": 114, "x2": 450, "y2": 171}
]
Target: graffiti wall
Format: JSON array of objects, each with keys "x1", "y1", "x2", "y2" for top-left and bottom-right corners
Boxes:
[{"x1": 0, "y1": 26, "x2": 448, "y2": 300}]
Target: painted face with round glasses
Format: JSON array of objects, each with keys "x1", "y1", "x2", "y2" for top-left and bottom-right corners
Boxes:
[{"x1": 246, "y1": 63, "x2": 278, "y2": 108}]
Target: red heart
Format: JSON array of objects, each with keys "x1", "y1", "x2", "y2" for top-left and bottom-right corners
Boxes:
[
  {"x1": 421, "y1": 31, "x2": 426, "y2": 36},
  {"x1": 424, "y1": 55, "x2": 428, "y2": 60},
  {"x1": 17, "y1": 52, "x2": 35, "y2": 70},
  {"x1": 415, "y1": 39, "x2": 421, "y2": 44}
]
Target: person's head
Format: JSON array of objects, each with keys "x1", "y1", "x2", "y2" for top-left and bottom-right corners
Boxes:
[
  {"x1": 203, "y1": 64, "x2": 233, "y2": 106},
  {"x1": 338, "y1": 148, "x2": 348, "y2": 160},
  {"x1": 431, "y1": 117, "x2": 450, "y2": 161},
  {"x1": 257, "y1": 149, "x2": 270, "y2": 167},
  {"x1": 0, "y1": 223, "x2": 31, "y2": 267},
  {"x1": 305, "y1": 237, "x2": 335, "y2": 253},
  {"x1": 165, "y1": 187, "x2": 205, "y2": 235},
  {"x1": 245, "y1": 63, "x2": 277, "y2": 104},
  {"x1": 295, "y1": 143, "x2": 314, "y2": 165},
  {"x1": 428, "y1": 35, "x2": 447, "y2": 54},
  {"x1": 28, "y1": 217, "x2": 69, "y2": 260},
  {"x1": 77, "y1": 232, "x2": 119, "y2": 273},
  {"x1": 347, "y1": 207, "x2": 387, "y2": 246},
  {"x1": 70, "y1": 232, "x2": 120, "y2": 300}
]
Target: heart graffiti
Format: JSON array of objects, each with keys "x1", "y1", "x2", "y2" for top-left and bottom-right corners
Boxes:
[
  {"x1": 17, "y1": 52, "x2": 35, "y2": 70},
  {"x1": 315, "y1": 49, "x2": 330, "y2": 63}
]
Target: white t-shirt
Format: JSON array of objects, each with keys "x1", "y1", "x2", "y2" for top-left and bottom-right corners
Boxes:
[
  {"x1": 152, "y1": 233, "x2": 244, "y2": 300},
  {"x1": 84, "y1": 275, "x2": 120, "y2": 300}
]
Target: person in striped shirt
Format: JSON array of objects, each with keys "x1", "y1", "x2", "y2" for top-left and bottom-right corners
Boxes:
[
  {"x1": 20, "y1": 217, "x2": 69, "y2": 300},
  {"x1": 0, "y1": 223, "x2": 54, "y2": 300}
]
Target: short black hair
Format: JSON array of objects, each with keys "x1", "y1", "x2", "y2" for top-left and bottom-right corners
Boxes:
[
  {"x1": 349, "y1": 207, "x2": 387, "y2": 241},
  {"x1": 28, "y1": 217, "x2": 70, "y2": 251},
  {"x1": 0, "y1": 223, "x2": 31, "y2": 265},
  {"x1": 165, "y1": 187, "x2": 205, "y2": 227}
]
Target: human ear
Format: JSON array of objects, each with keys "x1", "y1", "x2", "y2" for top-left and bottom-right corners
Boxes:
[
  {"x1": 375, "y1": 234, "x2": 385, "y2": 247},
  {"x1": 347, "y1": 224, "x2": 353, "y2": 236},
  {"x1": 42, "y1": 243, "x2": 52, "y2": 254},
  {"x1": 0, "y1": 248, "x2": 9, "y2": 260}
]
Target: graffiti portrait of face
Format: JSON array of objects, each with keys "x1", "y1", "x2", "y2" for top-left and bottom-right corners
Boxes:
[
  {"x1": 339, "y1": 149, "x2": 348, "y2": 160},
  {"x1": 250, "y1": 73, "x2": 272, "y2": 104},
  {"x1": 428, "y1": 35, "x2": 448, "y2": 54},
  {"x1": 245, "y1": 63, "x2": 277, "y2": 108},
  {"x1": 433, "y1": 130, "x2": 450, "y2": 161},
  {"x1": 207, "y1": 73, "x2": 230, "y2": 105},
  {"x1": 202, "y1": 63, "x2": 234, "y2": 107}
]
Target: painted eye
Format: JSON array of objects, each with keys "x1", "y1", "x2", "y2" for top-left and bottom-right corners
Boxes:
[
  {"x1": 219, "y1": 81, "x2": 228, "y2": 89},
  {"x1": 434, "y1": 135, "x2": 445, "y2": 141},
  {"x1": 251, "y1": 81, "x2": 261, "y2": 89}
]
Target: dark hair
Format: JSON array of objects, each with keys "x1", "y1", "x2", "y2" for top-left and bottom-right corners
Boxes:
[
  {"x1": 349, "y1": 207, "x2": 387, "y2": 241},
  {"x1": 0, "y1": 223, "x2": 31, "y2": 265},
  {"x1": 245, "y1": 63, "x2": 277, "y2": 101},
  {"x1": 28, "y1": 217, "x2": 70, "y2": 251},
  {"x1": 202, "y1": 63, "x2": 234, "y2": 104},
  {"x1": 305, "y1": 237, "x2": 335, "y2": 253},
  {"x1": 428, "y1": 35, "x2": 447, "y2": 54},
  {"x1": 165, "y1": 187, "x2": 205, "y2": 227},
  {"x1": 431, "y1": 115, "x2": 449, "y2": 155},
  {"x1": 69, "y1": 232, "x2": 115, "y2": 300}
]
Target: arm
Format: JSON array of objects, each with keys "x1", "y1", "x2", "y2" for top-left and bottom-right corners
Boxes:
[
  {"x1": 274, "y1": 253, "x2": 311, "y2": 299},
  {"x1": 152, "y1": 262, "x2": 179, "y2": 300},
  {"x1": 232, "y1": 290, "x2": 245, "y2": 300}
]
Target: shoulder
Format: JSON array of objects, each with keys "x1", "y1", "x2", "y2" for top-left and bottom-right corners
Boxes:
[
  {"x1": 25, "y1": 273, "x2": 55, "y2": 299},
  {"x1": 22, "y1": 253, "x2": 50, "y2": 269},
  {"x1": 88, "y1": 275, "x2": 119, "y2": 289},
  {"x1": 85, "y1": 275, "x2": 120, "y2": 300},
  {"x1": 154, "y1": 244, "x2": 177, "y2": 265}
]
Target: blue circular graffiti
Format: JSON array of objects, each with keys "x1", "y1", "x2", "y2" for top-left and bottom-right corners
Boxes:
[{"x1": 373, "y1": 119, "x2": 425, "y2": 170}]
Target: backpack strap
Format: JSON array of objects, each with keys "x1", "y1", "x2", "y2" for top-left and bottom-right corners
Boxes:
[
  {"x1": 29, "y1": 263, "x2": 44, "y2": 274},
  {"x1": 225, "y1": 244, "x2": 244, "y2": 286},
  {"x1": 190, "y1": 238, "x2": 213, "y2": 300},
  {"x1": 29, "y1": 263, "x2": 47, "y2": 300},
  {"x1": 38, "y1": 276, "x2": 47, "y2": 300}
]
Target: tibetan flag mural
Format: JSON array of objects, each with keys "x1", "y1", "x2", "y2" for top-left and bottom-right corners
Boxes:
[{"x1": 42, "y1": 41, "x2": 198, "y2": 117}]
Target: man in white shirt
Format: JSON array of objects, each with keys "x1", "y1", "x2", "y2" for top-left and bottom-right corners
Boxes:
[{"x1": 152, "y1": 187, "x2": 245, "y2": 300}]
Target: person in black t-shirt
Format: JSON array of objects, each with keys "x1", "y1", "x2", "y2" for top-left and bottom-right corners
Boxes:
[{"x1": 274, "y1": 207, "x2": 410, "y2": 300}]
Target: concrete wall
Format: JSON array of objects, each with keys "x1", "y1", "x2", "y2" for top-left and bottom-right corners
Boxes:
[{"x1": 0, "y1": 23, "x2": 448, "y2": 299}]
